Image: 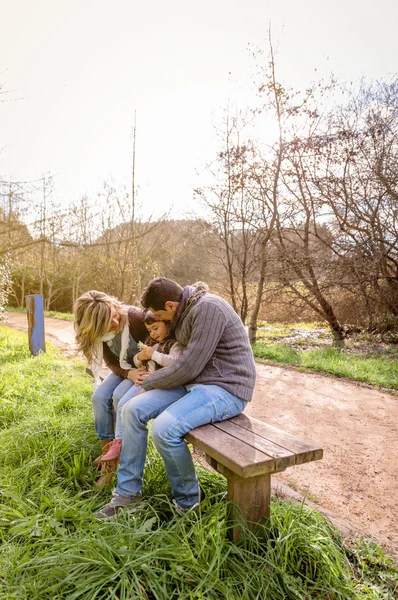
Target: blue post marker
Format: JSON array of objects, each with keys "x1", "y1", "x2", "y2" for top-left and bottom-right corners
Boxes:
[{"x1": 26, "y1": 294, "x2": 46, "y2": 356}]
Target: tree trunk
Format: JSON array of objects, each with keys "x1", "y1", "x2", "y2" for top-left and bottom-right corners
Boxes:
[{"x1": 248, "y1": 239, "x2": 267, "y2": 343}]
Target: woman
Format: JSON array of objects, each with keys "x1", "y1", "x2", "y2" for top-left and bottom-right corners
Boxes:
[{"x1": 73, "y1": 290, "x2": 148, "y2": 487}]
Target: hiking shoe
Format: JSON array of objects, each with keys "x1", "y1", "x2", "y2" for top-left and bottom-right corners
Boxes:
[
  {"x1": 100, "y1": 439, "x2": 122, "y2": 462},
  {"x1": 95, "y1": 490, "x2": 142, "y2": 520},
  {"x1": 172, "y1": 487, "x2": 206, "y2": 516}
]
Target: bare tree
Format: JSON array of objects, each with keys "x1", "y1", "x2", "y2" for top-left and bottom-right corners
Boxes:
[
  {"x1": 196, "y1": 106, "x2": 263, "y2": 322},
  {"x1": 306, "y1": 79, "x2": 398, "y2": 330}
]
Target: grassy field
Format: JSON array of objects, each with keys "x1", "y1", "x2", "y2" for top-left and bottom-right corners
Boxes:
[
  {"x1": 252, "y1": 323, "x2": 398, "y2": 391},
  {"x1": 0, "y1": 327, "x2": 396, "y2": 599}
]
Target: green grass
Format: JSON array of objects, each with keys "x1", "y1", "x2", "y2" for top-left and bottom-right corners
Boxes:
[
  {"x1": 253, "y1": 343, "x2": 398, "y2": 390},
  {"x1": 5, "y1": 305, "x2": 73, "y2": 321},
  {"x1": 0, "y1": 327, "x2": 397, "y2": 599}
]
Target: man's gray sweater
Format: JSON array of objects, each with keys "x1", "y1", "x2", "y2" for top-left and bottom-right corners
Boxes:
[{"x1": 142, "y1": 291, "x2": 256, "y2": 402}]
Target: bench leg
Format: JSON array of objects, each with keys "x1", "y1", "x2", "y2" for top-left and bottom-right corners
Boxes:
[{"x1": 227, "y1": 473, "x2": 271, "y2": 541}]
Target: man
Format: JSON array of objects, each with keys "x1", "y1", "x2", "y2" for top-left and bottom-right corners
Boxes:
[{"x1": 96, "y1": 278, "x2": 256, "y2": 518}]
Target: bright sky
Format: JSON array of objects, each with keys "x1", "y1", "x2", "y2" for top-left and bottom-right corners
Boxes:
[{"x1": 1, "y1": 0, "x2": 397, "y2": 220}]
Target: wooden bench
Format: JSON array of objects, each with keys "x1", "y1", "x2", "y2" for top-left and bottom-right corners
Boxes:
[{"x1": 185, "y1": 413, "x2": 323, "y2": 540}]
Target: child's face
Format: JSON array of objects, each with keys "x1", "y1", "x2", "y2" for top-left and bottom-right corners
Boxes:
[{"x1": 145, "y1": 321, "x2": 168, "y2": 342}]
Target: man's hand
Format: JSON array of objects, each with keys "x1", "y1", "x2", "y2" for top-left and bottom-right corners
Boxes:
[
  {"x1": 127, "y1": 368, "x2": 149, "y2": 385},
  {"x1": 137, "y1": 345, "x2": 154, "y2": 361}
]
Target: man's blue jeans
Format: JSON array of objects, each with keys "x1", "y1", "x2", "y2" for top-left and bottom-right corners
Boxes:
[
  {"x1": 116, "y1": 384, "x2": 247, "y2": 508},
  {"x1": 91, "y1": 373, "x2": 134, "y2": 440}
]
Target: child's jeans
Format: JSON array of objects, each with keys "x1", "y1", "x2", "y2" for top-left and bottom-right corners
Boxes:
[{"x1": 91, "y1": 373, "x2": 134, "y2": 440}]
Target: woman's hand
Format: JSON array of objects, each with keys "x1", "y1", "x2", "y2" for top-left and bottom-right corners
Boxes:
[
  {"x1": 127, "y1": 368, "x2": 149, "y2": 385},
  {"x1": 137, "y1": 345, "x2": 154, "y2": 361}
]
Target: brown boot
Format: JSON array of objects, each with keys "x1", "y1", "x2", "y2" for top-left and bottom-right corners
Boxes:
[
  {"x1": 95, "y1": 457, "x2": 120, "y2": 491},
  {"x1": 92, "y1": 440, "x2": 113, "y2": 468}
]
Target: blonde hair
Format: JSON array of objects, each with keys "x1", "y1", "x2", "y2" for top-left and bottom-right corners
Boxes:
[{"x1": 73, "y1": 290, "x2": 127, "y2": 363}]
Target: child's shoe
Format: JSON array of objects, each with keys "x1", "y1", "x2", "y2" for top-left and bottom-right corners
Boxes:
[
  {"x1": 100, "y1": 439, "x2": 122, "y2": 462},
  {"x1": 92, "y1": 440, "x2": 112, "y2": 468}
]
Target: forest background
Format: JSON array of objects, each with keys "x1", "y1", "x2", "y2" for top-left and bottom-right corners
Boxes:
[{"x1": 1, "y1": 41, "x2": 398, "y2": 346}]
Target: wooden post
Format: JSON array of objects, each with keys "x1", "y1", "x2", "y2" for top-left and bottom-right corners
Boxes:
[
  {"x1": 208, "y1": 460, "x2": 271, "y2": 542},
  {"x1": 26, "y1": 294, "x2": 46, "y2": 355},
  {"x1": 227, "y1": 473, "x2": 271, "y2": 541}
]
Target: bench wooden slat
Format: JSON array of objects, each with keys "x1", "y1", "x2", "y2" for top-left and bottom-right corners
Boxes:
[
  {"x1": 230, "y1": 414, "x2": 323, "y2": 464},
  {"x1": 212, "y1": 420, "x2": 296, "y2": 472},
  {"x1": 185, "y1": 426, "x2": 279, "y2": 478}
]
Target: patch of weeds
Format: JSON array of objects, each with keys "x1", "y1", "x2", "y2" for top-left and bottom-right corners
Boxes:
[
  {"x1": 252, "y1": 342, "x2": 300, "y2": 365},
  {"x1": 252, "y1": 338, "x2": 398, "y2": 390},
  {"x1": 44, "y1": 310, "x2": 74, "y2": 321},
  {"x1": 345, "y1": 539, "x2": 398, "y2": 598},
  {"x1": 302, "y1": 348, "x2": 398, "y2": 389},
  {"x1": 302, "y1": 490, "x2": 320, "y2": 504},
  {"x1": 286, "y1": 480, "x2": 299, "y2": 492}
]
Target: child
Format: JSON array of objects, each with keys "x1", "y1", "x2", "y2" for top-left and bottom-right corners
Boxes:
[{"x1": 100, "y1": 311, "x2": 181, "y2": 462}]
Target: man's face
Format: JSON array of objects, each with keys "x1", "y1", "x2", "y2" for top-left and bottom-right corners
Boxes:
[{"x1": 149, "y1": 301, "x2": 178, "y2": 322}]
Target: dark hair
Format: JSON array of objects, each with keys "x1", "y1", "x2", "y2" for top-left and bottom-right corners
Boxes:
[
  {"x1": 144, "y1": 310, "x2": 159, "y2": 325},
  {"x1": 141, "y1": 310, "x2": 176, "y2": 371},
  {"x1": 141, "y1": 277, "x2": 183, "y2": 310}
]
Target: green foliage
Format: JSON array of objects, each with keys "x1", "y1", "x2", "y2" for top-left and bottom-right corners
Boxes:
[
  {"x1": 252, "y1": 342, "x2": 301, "y2": 365},
  {"x1": 0, "y1": 327, "x2": 396, "y2": 599},
  {"x1": 346, "y1": 539, "x2": 398, "y2": 598},
  {"x1": 44, "y1": 310, "x2": 74, "y2": 321}
]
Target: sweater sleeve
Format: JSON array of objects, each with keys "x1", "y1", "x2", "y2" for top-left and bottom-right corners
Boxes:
[{"x1": 142, "y1": 305, "x2": 226, "y2": 390}]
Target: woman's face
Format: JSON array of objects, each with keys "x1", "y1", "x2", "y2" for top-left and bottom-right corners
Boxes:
[
  {"x1": 107, "y1": 307, "x2": 121, "y2": 332},
  {"x1": 146, "y1": 321, "x2": 168, "y2": 342}
]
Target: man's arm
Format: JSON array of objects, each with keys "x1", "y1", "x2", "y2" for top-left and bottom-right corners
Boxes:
[{"x1": 142, "y1": 303, "x2": 226, "y2": 390}]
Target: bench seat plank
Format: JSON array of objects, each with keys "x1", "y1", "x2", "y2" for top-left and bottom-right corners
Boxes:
[
  {"x1": 212, "y1": 420, "x2": 296, "y2": 469},
  {"x1": 186, "y1": 413, "x2": 323, "y2": 480},
  {"x1": 185, "y1": 426, "x2": 281, "y2": 477},
  {"x1": 230, "y1": 414, "x2": 323, "y2": 464}
]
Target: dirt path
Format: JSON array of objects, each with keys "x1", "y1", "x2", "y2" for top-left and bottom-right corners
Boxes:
[
  {"x1": 4, "y1": 312, "x2": 397, "y2": 556},
  {"x1": 5, "y1": 312, "x2": 77, "y2": 355},
  {"x1": 249, "y1": 365, "x2": 397, "y2": 557}
]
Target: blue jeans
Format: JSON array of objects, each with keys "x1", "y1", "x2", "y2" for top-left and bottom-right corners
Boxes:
[
  {"x1": 115, "y1": 384, "x2": 247, "y2": 508},
  {"x1": 91, "y1": 373, "x2": 134, "y2": 440},
  {"x1": 114, "y1": 384, "x2": 143, "y2": 439}
]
